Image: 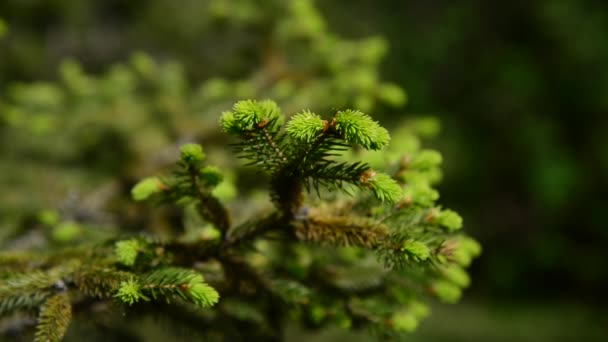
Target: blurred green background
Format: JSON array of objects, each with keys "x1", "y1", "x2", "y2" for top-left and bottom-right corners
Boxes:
[{"x1": 1, "y1": 0, "x2": 607, "y2": 340}]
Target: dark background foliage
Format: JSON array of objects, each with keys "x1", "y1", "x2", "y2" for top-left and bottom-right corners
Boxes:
[{"x1": 1, "y1": 0, "x2": 607, "y2": 340}]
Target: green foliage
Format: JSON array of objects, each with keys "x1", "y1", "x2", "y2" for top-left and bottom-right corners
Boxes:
[
  {"x1": 377, "y1": 83, "x2": 407, "y2": 107},
  {"x1": 391, "y1": 311, "x2": 418, "y2": 333},
  {"x1": 432, "y1": 280, "x2": 463, "y2": 304},
  {"x1": 410, "y1": 150, "x2": 442, "y2": 169},
  {"x1": 221, "y1": 99, "x2": 402, "y2": 211},
  {"x1": 0, "y1": 269, "x2": 67, "y2": 315},
  {"x1": 115, "y1": 239, "x2": 141, "y2": 267},
  {"x1": 115, "y1": 278, "x2": 147, "y2": 305},
  {"x1": 441, "y1": 265, "x2": 471, "y2": 288},
  {"x1": 139, "y1": 267, "x2": 219, "y2": 308},
  {"x1": 51, "y1": 222, "x2": 81, "y2": 243},
  {"x1": 0, "y1": 1, "x2": 481, "y2": 340},
  {"x1": 113, "y1": 268, "x2": 220, "y2": 308},
  {"x1": 448, "y1": 236, "x2": 483, "y2": 267},
  {"x1": 334, "y1": 110, "x2": 390, "y2": 150},
  {"x1": 180, "y1": 143, "x2": 205, "y2": 165},
  {"x1": 435, "y1": 209, "x2": 463, "y2": 232},
  {"x1": 34, "y1": 292, "x2": 71, "y2": 342},
  {"x1": 2, "y1": 0, "x2": 607, "y2": 340},
  {"x1": 364, "y1": 171, "x2": 403, "y2": 203},
  {"x1": 0, "y1": 96, "x2": 479, "y2": 340},
  {"x1": 198, "y1": 166, "x2": 224, "y2": 187},
  {"x1": 286, "y1": 110, "x2": 326, "y2": 143},
  {"x1": 401, "y1": 240, "x2": 431, "y2": 262}
]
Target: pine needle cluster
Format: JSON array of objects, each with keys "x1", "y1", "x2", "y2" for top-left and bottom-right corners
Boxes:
[{"x1": 0, "y1": 99, "x2": 480, "y2": 340}]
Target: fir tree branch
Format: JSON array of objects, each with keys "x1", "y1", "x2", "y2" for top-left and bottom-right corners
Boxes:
[
  {"x1": 187, "y1": 163, "x2": 231, "y2": 237},
  {"x1": 114, "y1": 267, "x2": 219, "y2": 308},
  {"x1": 223, "y1": 212, "x2": 287, "y2": 249},
  {"x1": 0, "y1": 270, "x2": 67, "y2": 315},
  {"x1": 294, "y1": 216, "x2": 387, "y2": 248},
  {"x1": 179, "y1": 143, "x2": 231, "y2": 235},
  {"x1": 221, "y1": 100, "x2": 287, "y2": 173},
  {"x1": 259, "y1": 125, "x2": 287, "y2": 165},
  {"x1": 72, "y1": 266, "x2": 134, "y2": 299},
  {"x1": 34, "y1": 292, "x2": 71, "y2": 342}
]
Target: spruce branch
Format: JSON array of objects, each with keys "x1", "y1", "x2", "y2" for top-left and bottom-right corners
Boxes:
[
  {"x1": 359, "y1": 171, "x2": 403, "y2": 203},
  {"x1": 131, "y1": 143, "x2": 231, "y2": 235},
  {"x1": 333, "y1": 109, "x2": 390, "y2": 150},
  {"x1": 221, "y1": 100, "x2": 287, "y2": 172},
  {"x1": 179, "y1": 143, "x2": 231, "y2": 234},
  {"x1": 114, "y1": 267, "x2": 219, "y2": 308},
  {"x1": 401, "y1": 240, "x2": 431, "y2": 262},
  {"x1": 186, "y1": 161, "x2": 231, "y2": 236},
  {"x1": 34, "y1": 292, "x2": 71, "y2": 342},
  {"x1": 114, "y1": 278, "x2": 148, "y2": 305},
  {"x1": 0, "y1": 96, "x2": 481, "y2": 340},
  {"x1": 294, "y1": 215, "x2": 387, "y2": 248},
  {"x1": 115, "y1": 239, "x2": 141, "y2": 267},
  {"x1": 286, "y1": 110, "x2": 326, "y2": 143},
  {"x1": 0, "y1": 270, "x2": 67, "y2": 315},
  {"x1": 223, "y1": 100, "x2": 404, "y2": 211},
  {"x1": 73, "y1": 266, "x2": 134, "y2": 299},
  {"x1": 0, "y1": 0, "x2": 484, "y2": 336}
]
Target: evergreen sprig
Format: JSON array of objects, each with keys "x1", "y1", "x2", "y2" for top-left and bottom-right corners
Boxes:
[
  {"x1": 334, "y1": 109, "x2": 390, "y2": 150},
  {"x1": 72, "y1": 265, "x2": 133, "y2": 299},
  {"x1": 286, "y1": 110, "x2": 326, "y2": 143},
  {"x1": 131, "y1": 142, "x2": 231, "y2": 234},
  {"x1": 0, "y1": 269, "x2": 67, "y2": 315},
  {"x1": 221, "y1": 99, "x2": 403, "y2": 214},
  {"x1": 0, "y1": 98, "x2": 480, "y2": 341},
  {"x1": 34, "y1": 292, "x2": 71, "y2": 342},
  {"x1": 115, "y1": 268, "x2": 219, "y2": 308}
]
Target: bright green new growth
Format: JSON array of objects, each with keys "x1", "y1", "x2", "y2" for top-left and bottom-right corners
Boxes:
[
  {"x1": 114, "y1": 268, "x2": 219, "y2": 308},
  {"x1": 391, "y1": 311, "x2": 418, "y2": 333},
  {"x1": 432, "y1": 280, "x2": 462, "y2": 304},
  {"x1": 436, "y1": 209, "x2": 463, "y2": 232},
  {"x1": 131, "y1": 177, "x2": 163, "y2": 201},
  {"x1": 366, "y1": 172, "x2": 403, "y2": 203},
  {"x1": 450, "y1": 236, "x2": 483, "y2": 267},
  {"x1": 0, "y1": 0, "x2": 482, "y2": 338},
  {"x1": 219, "y1": 110, "x2": 240, "y2": 134},
  {"x1": 180, "y1": 143, "x2": 205, "y2": 164},
  {"x1": 115, "y1": 278, "x2": 147, "y2": 305},
  {"x1": 0, "y1": 96, "x2": 480, "y2": 340},
  {"x1": 401, "y1": 240, "x2": 431, "y2": 262},
  {"x1": 221, "y1": 99, "x2": 399, "y2": 206},
  {"x1": 115, "y1": 239, "x2": 141, "y2": 266},
  {"x1": 222, "y1": 99, "x2": 283, "y2": 132},
  {"x1": 38, "y1": 209, "x2": 60, "y2": 226},
  {"x1": 199, "y1": 166, "x2": 223, "y2": 186},
  {"x1": 145, "y1": 268, "x2": 218, "y2": 307},
  {"x1": 334, "y1": 109, "x2": 390, "y2": 150},
  {"x1": 187, "y1": 282, "x2": 221, "y2": 307},
  {"x1": 411, "y1": 150, "x2": 443, "y2": 169},
  {"x1": 52, "y1": 222, "x2": 80, "y2": 243},
  {"x1": 286, "y1": 110, "x2": 326, "y2": 142},
  {"x1": 378, "y1": 83, "x2": 408, "y2": 107},
  {"x1": 442, "y1": 266, "x2": 471, "y2": 288}
]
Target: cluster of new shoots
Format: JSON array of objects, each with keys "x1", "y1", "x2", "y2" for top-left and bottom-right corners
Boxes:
[
  {"x1": 0, "y1": 99, "x2": 480, "y2": 341},
  {"x1": 220, "y1": 99, "x2": 401, "y2": 215}
]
